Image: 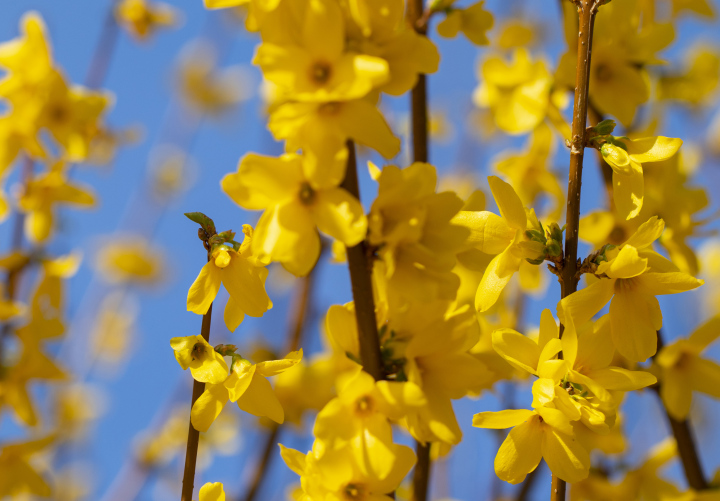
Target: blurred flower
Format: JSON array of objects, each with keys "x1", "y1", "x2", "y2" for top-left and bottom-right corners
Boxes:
[
  {"x1": 436, "y1": 1, "x2": 493, "y2": 46},
  {"x1": 659, "y1": 47, "x2": 720, "y2": 105},
  {"x1": 53, "y1": 383, "x2": 106, "y2": 440},
  {"x1": 177, "y1": 42, "x2": 253, "y2": 115},
  {"x1": 115, "y1": 0, "x2": 178, "y2": 41},
  {"x1": 91, "y1": 291, "x2": 137, "y2": 366},
  {"x1": 0, "y1": 435, "x2": 55, "y2": 498},
  {"x1": 95, "y1": 236, "x2": 164, "y2": 285},
  {"x1": 148, "y1": 145, "x2": 196, "y2": 199}
]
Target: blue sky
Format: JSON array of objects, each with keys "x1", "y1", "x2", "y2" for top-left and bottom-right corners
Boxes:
[{"x1": 2, "y1": 0, "x2": 720, "y2": 499}]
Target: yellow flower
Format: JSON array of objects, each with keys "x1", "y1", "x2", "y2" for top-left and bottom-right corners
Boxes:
[
  {"x1": 187, "y1": 225, "x2": 273, "y2": 331},
  {"x1": 313, "y1": 369, "x2": 425, "y2": 479},
  {"x1": 190, "y1": 350, "x2": 302, "y2": 431},
  {"x1": 473, "y1": 48, "x2": 558, "y2": 134},
  {"x1": 95, "y1": 236, "x2": 164, "y2": 285},
  {"x1": 268, "y1": 97, "x2": 400, "y2": 175},
  {"x1": 253, "y1": 0, "x2": 388, "y2": 102},
  {"x1": 0, "y1": 283, "x2": 24, "y2": 322},
  {"x1": 222, "y1": 153, "x2": 367, "y2": 277},
  {"x1": 655, "y1": 315, "x2": 720, "y2": 420},
  {"x1": 170, "y1": 335, "x2": 229, "y2": 384},
  {"x1": 600, "y1": 136, "x2": 683, "y2": 220},
  {"x1": 177, "y1": 42, "x2": 251, "y2": 115},
  {"x1": 197, "y1": 482, "x2": 225, "y2": 501},
  {"x1": 18, "y1": 163, "x2": 95, "y2": 243},
  {"x1": 559, "y1": 217, "x2": 703, "y2": 362},
  {"x1": 91, "y1": 292, "x2": 136, "y2": 365},
  {"x1": 15, "y1": 251, "x2": 82, "y2": 342},
  {"x1": 115, "y1": 0, "x2": 178, "y2": 41},
  {"x1": 0, "y1": 435, "x2": 55, "y2": 497},
  {"x1": 368, "y1": 162, "x2": 468, "y2": 303},
  {"x1": 473, "y1": 379, "x2": 590, "y2": 484},
  {"x1": 453, "y1": 176, "x2": 546, "y2": 312},
  {"x1": 280, "y1": 439, "x2": 415, "y2": 501},
  {"x1": 436, "y1": 1, "x2": 494, "y2": 46},
  {"x1": 659, "y1": 48, "x2": 720, "y2": 105}
]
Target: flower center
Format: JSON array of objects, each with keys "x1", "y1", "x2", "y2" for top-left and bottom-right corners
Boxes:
[
  {"x1": 343, "y1": 483, "x2": 365, "y2": 500},
  {"x1": 595, "y1": 63, "x2": 613, "y2": 82},
  {"x1": 354, "y1": 395, "x2": 374, "y2": 417},
  {"x1": 310, "y1": 61, "x2": 332, "y2": 84},
  {"x1": 191, "y1": 342, "x2": 206, "y2": 361},
  {"x1": 298, "y1": 182, "x2": 316, "y2": 206}
]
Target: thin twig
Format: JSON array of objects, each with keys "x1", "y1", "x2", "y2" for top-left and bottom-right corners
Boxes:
[
  {"x1": 239, "y1": 265, "x2": 318, "y2": 501},
  {"x1": 651, "y1": 331, "x2": 708, "y2": 490},
  {"x1": 340, "y1": 141, "x2": 384, "y2": 381},
  {"x1": 554, "y1": 1, "x2": 600, "y2": 499}
]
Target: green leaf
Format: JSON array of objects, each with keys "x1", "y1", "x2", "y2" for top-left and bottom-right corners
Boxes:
[{"x1": 184, "y1": 212, "x2": 217, "y2": 236}]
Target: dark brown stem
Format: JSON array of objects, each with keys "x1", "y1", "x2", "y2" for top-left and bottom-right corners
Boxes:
[
  {"x1": 180, "y1": 302, "x2": 213, "y2": 501},
  {"x1": 239, "y1": 266, "x2": 317, "y2": 501},
  {"x1": 407, "y1": 1, "x2": 432, "y2": 499},
  {"x1": 555, "y1": 1, "x2": 599, "y2": 499},
  {"x1": 515, "y1": 467, "x2": 540, "y2": 501},
  {"x1": 340, "y1": 141, "x2": 384, "y2": 381},
  {"x1": 651, "y1": 331, "x2": 708, "y2": 490}
]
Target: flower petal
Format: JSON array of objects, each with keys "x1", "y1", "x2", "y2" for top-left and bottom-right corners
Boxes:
[{"x1": 494, "y1": 417, "x2": 543, "y2": 485}]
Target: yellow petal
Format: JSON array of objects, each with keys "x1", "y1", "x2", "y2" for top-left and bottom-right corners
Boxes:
[
  {"x1": 222, "y1": 255, "x2": 271, "y2": 318},
  {"x1": 488, "y1": 176, "x2": 527, "y2": 230},
  {"x1": 191, "y1": 383, "x2": 229, "y2": 432},
  {"x1": 451, "y1": 211, "x2": 515, "y2": 254},
  {"x1": 623, "y1": 215, "x2": 664, "y2": 249},
  {"x1": 222, "y1": 153, "x2": 302, "y2": 210},
  {"x1": 187, "y1": 261, "x2": 222, "y2": 315},
  {"x1": 312, "y1": 188, "x2": 367, "y2": 246},
  {"x1": 198, "y1": 482, "x2": 225, "y2": 501},
  {"x1": 472, "y1": 409, "x2": 534, "y2": 429},
  {"x1": 494, "y1": 417, "x2": 543, "y2": 484},
  {"x1": 255, "y1": 350, "x2": 303, "y2": 377},
  {"x1": 637, "y1": 272, "x2": 704, "y2": 296},
  {"x1": 660, "y1": 369, "x2": 693, "y2": 420},
  {"x1": 597, "y1": 245, "x2": 648, "y2": 279},
  {"x1": 475, "y1": 248, "x2": 521, "y2": 312},
  {"x1": 586, "y1": 367, "x2": 657, "y2": 391},
  {"x1": 612, "y1": 166, "x2": 644, "y2": 220},
  {"x1": 627, "y1": 136, "x2": 683, "y2": 163},
  {"x1": 190, "y1": 350, "x2": 229, "y2": 384},
  {"x1": 687, "y1": 316, "x2": 720, "y2": 350},
  {"x1": 609, "y1": 287, "x2": 661, "y2": 362},
  {"x1": 541, "y1": 428, "x2": 590, "y2": 483},
  {"x1": 437, "y1": 11, "x2": 462, "y2": 39},
  {"x1": 557, "y1": 277, "x2": 615, "y2": 328},
  {"x1": 223, "y1": 296, "x2": 245, "y2": 333},
  {"x1": 278, "y1": 444, "x2": 306, "y2": 476},
  {"x1": 491, "y1": 328, "x2": 540, "y2": 375},
  {"x1": 236, "y1": 376, "x2": 284, "y2": 423}
]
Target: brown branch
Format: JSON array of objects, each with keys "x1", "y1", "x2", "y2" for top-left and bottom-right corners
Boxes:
[
  {"x1": 651, "y1": 331, "x2": 708, "y2": 490},
  {"x1": 407, "y1": 0, "x2": 432, "y2": 498},
  {"x1": 239, "y1": 264, "x2": 317, "y2": 501},
  {"x1": 554, "y1": 1, "x2": 600, "y2": 499},
  {"x1": 340, "y1": 141, "x2": 384, "y2": 381}
]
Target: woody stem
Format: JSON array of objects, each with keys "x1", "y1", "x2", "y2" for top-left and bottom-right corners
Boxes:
[
  {"x1": 554, "y1": 1, "x2": 598, "y2": 500},
  {"x1": 180, "y1": 234, "x2": 216, "y2": 501},
  {"x1": 651, "y1": 331, "x2": 708, "y2": 490},
  {"x1": 407, "y1": 0, "x2": 433, "y2": 499}
]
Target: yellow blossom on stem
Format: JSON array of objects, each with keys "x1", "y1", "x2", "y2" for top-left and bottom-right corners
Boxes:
[
  {"x1": 222, "y1": 153, "x2": 367, "y2": 276},
  {"x1": 170, "y1": 335, "x2": 229, "y2": 384},
  {"x1": 186, "y1": 225, "x2": 273, "y2": 331},
  {"x1": 436, "y1": 1, "x2": 494, "y2": 46},
  {"x1": 0, "y1": 435, "x2": 54, "y2": 497},
  {"x1": 95, "y1": 236, "x2": 164, "y2": 285},
  {"x1": 190, "y1": 350, "x2": 302, "y2": 431},
  {"x1": 601, "y1": 136, "x2": 683, "y2": 220},
  {"x1": 253, "y1": 0, "x2": 388, "y2": 102},
  {"x1": 279, "y1": 439, "x2": 415, "y2": 501},
  {"x1": 654, "y1": 315, "x2": 720, "y2": 419},
  {"x1": 559, "y1": 217, "x2": 703, "y2": 362},
  {"x1": 473, "y1": 379, "x2": 590, "y2": 485}
]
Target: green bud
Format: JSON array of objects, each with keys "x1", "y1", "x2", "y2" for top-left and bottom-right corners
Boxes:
[
  {"x1": 547, "y1": 222, "x2": 565, "y2": 243},
  {"x1": 525, "y1": 229, "x2": 547, "y2": 243},
  {"x1": 592, "y1": 119, "x2": 616, "y2": 135},
  {"x1": 526, "y1": 256, "x2": 545, "y2": 265},
  {"x1": 546, "y1": 240, "x2": 562, "y2": 257},
  {"x1": 216, "y1": 230, "x2": 236, "y2": 242},
  {"x1": 184, "y1": 212, "x2": 217, "y2": 236},
  {"x1": 214, "y1": 344, "x2": 238, "y2": 356}
]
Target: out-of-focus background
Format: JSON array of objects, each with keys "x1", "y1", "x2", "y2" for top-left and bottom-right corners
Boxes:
[{"x1": 2, "y1": 0, "x2": 720, "y2": 499}]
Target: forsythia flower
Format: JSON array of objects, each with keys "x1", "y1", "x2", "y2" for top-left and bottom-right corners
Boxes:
[
  {"x1": 654, "y1": 315, "x2": 720, "y2": 419},
  {"x1": 170, "y1": 335, "x2": 229, "y2": 384},
  {"x1": 601, "y1": 136, "x2": 683, "y2": 220},
  {"x1": 190, "y1": 350, "x2": 302, "y2": 431},
  {"x1": 253, "y1": 0, "x2": 388, "y2": 102},
  {"x1": 436, "y1": 1, "x2": 494, "y2": 46},
  {"x1": 115, "y1": 0, "x2": 178, "y2": 41},
  {"x1": 473, "y1": 379, "x2": 590, "y2": 484},
  {"x1": 222, "y1": 153, "x2": 367, "y2": 276},
  {"x1": 95, "y1": 236, "x2": 164, "y2": 285},
  {"x1": 280, "y1": 440, "x2": 415, "y2": 501},
  {"x1": 186, "y1": 225, "x2": 273, "y2": 331},
  {"x1": 453, "y1": 176, "x2": 546, "y2": 312},
  {"x1": 368, "y1": 162, "x2": 467, "y2": 303},
  {"x1": 18, "y1": 163, "x2": 95, "y2": 243},
  {"x1": 559, "y1": 217, "x2": 703, "y2": 362},
  {"x1": 0, "y1": 435, "x2": 54, "y2": 497}
]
